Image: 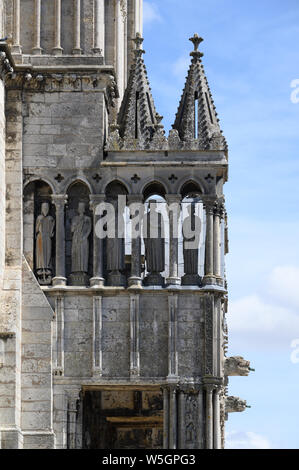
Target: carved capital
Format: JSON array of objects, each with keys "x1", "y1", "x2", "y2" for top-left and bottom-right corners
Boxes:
[
  {"x1": 89, "y1": 194, "x2": 106, "y2": 211},
  {"x1": 202, "y1": 197, "x2": 217, "y2": 214},
  {"x1": 214, "y1": 198, "x2": 225, "y2": 218},
  {"x1": 52, "y1": 194, "x2": 68, "y2": 210}
]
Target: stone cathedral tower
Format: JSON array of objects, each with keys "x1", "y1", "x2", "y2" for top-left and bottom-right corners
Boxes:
[{"x1": 0, "y1": 0, "x2": 252, "y2": 449}]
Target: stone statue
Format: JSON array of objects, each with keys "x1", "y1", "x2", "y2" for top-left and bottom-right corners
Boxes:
[
  {"x1": 143, "y1": 200, "x2": 165, "y2": 286},
  {"x1": 70, "y1": 202, "x2": 91, "y2": 286},
  {"x1": 106, "y1": 198, "x2": 126, "y2": 286},
  {"x1": 182, "y1": 203, "x2": 201, "y2": 285},
  {"x1": 35, "y1": 202, "x2": 55, "y2": 285}
]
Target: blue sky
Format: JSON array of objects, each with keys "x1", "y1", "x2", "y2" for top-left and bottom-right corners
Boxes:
[{"x1": 142, "y1": 0, "x2": 299, "y2": 448}]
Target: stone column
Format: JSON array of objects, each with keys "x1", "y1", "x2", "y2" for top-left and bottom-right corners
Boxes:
[
  {"x1": 73, "y1": 0, "x2": 82, "y2": 55},
  {"x1": 93, "y1": 0, "x2": 105, "y2": 55},
  {"x1": 92, "y1": 295, "x2": 103, "y2": 375},
  {"x1": 165, "y1": 194, "x2": 181, "y2": 286},
  {"x1": 205, "y1": 385, "x2": 214, "y2": 449},
  {"x1": 129, "y1": 293, "x2": 140, "y2": 378},
  {"x1": 127, "y1": 195, "x2": 143, "y2": 288},
  {"x1": 213, "y1": 387, "x2": 221, "y2": 449},
  {"x1": 32, "y1": 0, "x2": 42, "y2": 55},
  {"x1": 162, "y1": 386, "x2": 169, "y2": 449},
  {"x1": 167, "y1": 294, "x2": 178, "y2": 380},
  {"x1": 213, "y1": 201, "x2": 224, "y2": 284},
  {"x1": 178, "y1": 390, "x2": 185, "y2": 449},
  {"x1": 52, "y1": 0, "x2": 63, "y2": 55},
  {"x1": 135, "y1": 0, "x2": 143, "y2": 35},
  {"x1": 52, "y1": 195, "x2": 67, "y2": 287},
  {"x1": 203, "y1": 199, "x2": 215, "y2": 285},
  {"x1": 12, "y1": 0, "x2": 22, "y2": 54},
  {"x1": 169, "y1": 386, "x2": 177, "y2": 449},
  {"x1": 67, "y1": 393, "x2": 79, "y2": 449},
  {"x1": 54, "y1": 296, "x2": 65, "y2": 374},
  {"x1": 197, "y1": 388, "x2": 204, "y2": 449},
  {"x1": 89, "y1": 194, "x2": 105, "y2": 288}
]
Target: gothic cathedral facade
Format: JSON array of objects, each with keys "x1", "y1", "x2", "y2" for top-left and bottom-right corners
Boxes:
[{"x1": 0, "y1": 0, "x2": 251, "y2": 449}]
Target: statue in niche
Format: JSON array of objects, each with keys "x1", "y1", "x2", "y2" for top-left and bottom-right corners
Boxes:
[
  {"x1": 106, "y1": 198, "x2": 126, "y2": 287},
  {"x1": 69, "y1": 202, "x2": 91, "y2": 286},
  {"x1": 143, "y1": 200, "x2": 165, "y2": 286},
  {"x1": 182, "y1": 202, "x2": 201, "y2": 286},
  {"x1": 35, "y1": 202, "x2": 55, "y2": 285}
]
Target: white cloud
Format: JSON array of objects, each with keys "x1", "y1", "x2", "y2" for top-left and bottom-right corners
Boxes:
[
  {"x1": 172, "y1": 55, "x2": 190, "y2": 79},
  {"x1": 143, "y1": 2, "x2": 162, "y2": 25},
  {"x1": 228, "y1": 265, "x2": 299, "y2": 349},
  {"x1": 226, "y1": 431, "x2": 272, "y2": 449},
  {"x1": 267, "y1": 266, "x2": 299, "y2": 311}
]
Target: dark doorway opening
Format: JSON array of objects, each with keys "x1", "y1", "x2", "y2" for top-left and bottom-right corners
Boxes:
[{"x1": 83, "y1": 388, "x2": 163, "y2": 449}]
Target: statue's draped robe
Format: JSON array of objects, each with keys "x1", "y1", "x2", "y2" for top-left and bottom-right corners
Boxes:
[
  {"x1": 35, "y1": 214, "x2": 55, "y2": 271},
  {"x1": 106, "y1": 207, "x2": 125, "y2": 272},
  {"x1": 71, "y1": 214, "x2": 91, "y2": 273},
  {"x1": 182, "y1": 214, "x2": 200, "y2": 274},
  {"x1": 143, "y1": 210, "x2": 165, "y2": 273}
]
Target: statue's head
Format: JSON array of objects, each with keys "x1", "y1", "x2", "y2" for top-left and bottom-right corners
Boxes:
[
  {"x1": 41, "y1": 202, "x2": 49, "y2": 216},
  {"x1": 78, "y1": 202, "x2": 85, "y2": 215}
]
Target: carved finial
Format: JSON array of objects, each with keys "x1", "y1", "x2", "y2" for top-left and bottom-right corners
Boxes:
[
  {"x1": 132, "y1": 32, "x2": 145, "y2": 56},
  {"x1": 189, "y1": 33, "x2": 204, "y2": 59}
]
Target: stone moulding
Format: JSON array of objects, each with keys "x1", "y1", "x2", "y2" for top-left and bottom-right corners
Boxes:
[
  {"x1": 4, "y1": 69, "x2": 119, "y2": 106},
  {"x1": 106, "y1": 127, "x2": 229, "y2": 153},
  {"x1": 0, "y1": 332, "x2": 15, "y2": 339}
]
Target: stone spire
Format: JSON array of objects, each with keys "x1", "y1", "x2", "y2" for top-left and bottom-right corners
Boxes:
[
  {"x1": 108, "y1": 33, "x2": 166, "y2": 151},
  {"x1": 172, "y1": 34, "x2": 227, "y2": 152}
]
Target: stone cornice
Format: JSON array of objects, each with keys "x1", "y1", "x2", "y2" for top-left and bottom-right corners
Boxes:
[{"x1": 4, "y1": 69, "x2": 118, "y2": 105}]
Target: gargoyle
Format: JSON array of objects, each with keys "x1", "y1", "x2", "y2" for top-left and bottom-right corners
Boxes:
[
  {"x1": 224, "y1": 356, "x2": 254, "y2": 376},
  {"x1": 225, "y1": 396, "x2": 250, "y2": 413}
]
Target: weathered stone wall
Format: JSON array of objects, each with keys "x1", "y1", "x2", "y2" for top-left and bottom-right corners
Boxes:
[
  {"x1": 23, "y1": 86, "x2": 106, "y2": 171},
  {"x1": 44, "y1": 290, "x2": 218, "y2": 381},
  {"x1": 21, "y1": 258, "x2": 55, "y2": 449},
  {"x1": 0, "y1": 88, "x2": 23, "y2": 448},
  {"x1": 0, "y1": 76, "x2": 5, "y2": 285}
]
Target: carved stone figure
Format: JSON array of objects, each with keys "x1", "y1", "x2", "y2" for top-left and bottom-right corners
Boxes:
[
  {"x1": 182, "y1": 203, "x2": 201, "y2": 285},
  {"x1": 35, "y1": 202, "x2": 55, "y2": 285},
  {"x1": 106, "y1": 198, "x2": 126, "y2": 286},
  {"x1": 224, "y1": 356, "x2": 254, "y2": 377},
  {"x1": 69, "y1": 202, "x2": 91, "y2": 286},
  {"x1": 225, "y1": 396, "x2": 249, "y2": 415},
  {"x1": 143, "y1": 200, "x2": 165, "y2": 286}
]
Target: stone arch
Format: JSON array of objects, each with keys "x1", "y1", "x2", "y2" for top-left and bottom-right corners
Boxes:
[
  {"x1": 23, "y1": 176, "x2": 56, "y2": 195},
  {"x1": 103, "y1": 178, "x2": 131, "y2": 195},
  {"x1": 142, "y1": 180, "x2": 167, "y2": 201},
  {"x1": 179, "y1": 179, "x2": 204, "y2": 198},
  {"x1": 65, "y1": 177, "x2": 93, "y2": 195}
]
